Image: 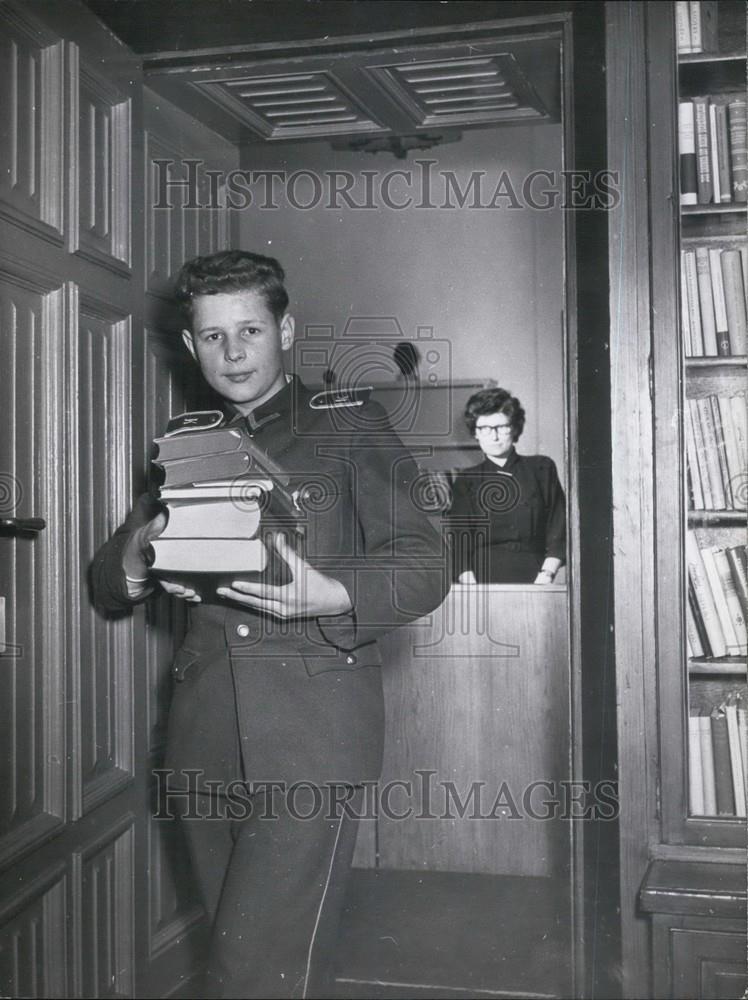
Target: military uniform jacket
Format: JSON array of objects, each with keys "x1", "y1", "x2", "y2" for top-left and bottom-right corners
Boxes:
[
  {"x1": 446, "y1": 448, "x2": 565, "y2": 584},
  {"x1": 92, "y1": 376, "x2": 448, "y2": 787}
]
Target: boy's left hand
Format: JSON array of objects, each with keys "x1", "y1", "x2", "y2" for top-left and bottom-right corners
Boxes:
[{"x1": 216, "y1": 533, "x2": 353, "y2": 620}]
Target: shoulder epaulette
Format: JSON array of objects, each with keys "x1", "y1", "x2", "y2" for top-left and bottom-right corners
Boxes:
[
  {"x1": 308, "y1": 386, "x2": 373, "y2": 410},
  {"x1": 164, "y1": 409, "x2": 225, "y2": 437}
]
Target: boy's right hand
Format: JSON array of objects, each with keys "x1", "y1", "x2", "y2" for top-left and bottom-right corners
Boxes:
[{"x1": 122, "y1": 511, "x2": 167, "y2": 581}]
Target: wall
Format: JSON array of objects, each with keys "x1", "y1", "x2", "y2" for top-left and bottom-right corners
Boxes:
[{"x1": 238, "y1": 122, "x2": 565, "y2": 474}]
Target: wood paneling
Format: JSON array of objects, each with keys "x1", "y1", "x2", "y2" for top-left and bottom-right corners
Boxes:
[
  {"x1": 74, "y1": 819, "x2": 135, "y2": 998},
  {"x1": 375, "y1": 586, "x2": 569, "y2": 876},
  {"x1": 0, "y1": 866, "x2": 67, "y2": 998},
  {"x1": 0, "y1": 266, "x2": 66, "y2": 869},
  {"x1": 67, "y1": 293, "x2": 134, "y2": 816},
  {"x1": 70, "y1": 48, "x2": 132, "y2": 270},
  {"x1": 0, "y1": 6, "x2": 64, "y2": 243}
]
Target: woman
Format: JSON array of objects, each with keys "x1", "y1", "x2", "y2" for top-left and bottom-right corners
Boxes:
[{"x1": 447, "y1": 387, "x2": 565, "y2": 584}]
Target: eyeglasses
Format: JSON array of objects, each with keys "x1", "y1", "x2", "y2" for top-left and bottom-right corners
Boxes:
[{"x1": 475, "y1": 423, "x2": 513, "y2": 438}]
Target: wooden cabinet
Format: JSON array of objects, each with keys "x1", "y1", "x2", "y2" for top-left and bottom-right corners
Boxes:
[{"x1": 610, "y1": 2, "x2": 747, "y2": 997}]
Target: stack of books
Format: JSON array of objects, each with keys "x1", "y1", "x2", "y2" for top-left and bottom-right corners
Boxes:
[
  {"x1": 680, "y1": 247, "x2": 748, "y2": 356},
  {"x1": 676, "y1": 1, "x2": 719, "y2": 55},
  {"x1": 685, "y1": 392, "x2": 746, "y2": 510},
  {"x1": 688, "y1": 691, "x2": 747, "y2": 817},
  {"x1": 686, "y1": 532, "x2": 747, "y2": 658},
  {"x1": 149, "y1": 420, "x2": 303, "y2": 588},
  {"x1": 678, "y1": 93, "x2": 747, "y2": 207}
]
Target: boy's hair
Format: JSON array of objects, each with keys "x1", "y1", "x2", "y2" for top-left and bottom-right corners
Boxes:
[
  {"x1": 174, "y1": 250, "x2": 289, "y2": 321},
  {"x1": 463, "y1": 387, "x2": 526, "y2": 440}
]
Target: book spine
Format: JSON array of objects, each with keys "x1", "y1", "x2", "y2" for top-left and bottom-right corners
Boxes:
[
  {"x1": 688, "y1": 0, "x2": 703, "y2": 52},
  {"x1": 698, "y1": 0, "x2": 719, "y2": 53},
  {"x1": 718, "y1": 395, "x2": 741, "y2": 504},
  {"x1": 681, "y1": 252, "x2": 694, "y2": 355},
  {"x1": 715, "y1": 103, "x2": 732, "y2": 203},
  {"x1": 689, "y1": 715, "x2": 705, "y2": 814},
  {"x1": 686, "y1": 594, "x2": 705, "y2": 657},
  {"x1": 727, "y1": 98, "x2": 748, "y2": 203},
  {"x1": 695, "y1": 397, "x2": 726, "y2": 508},
  {"x1": 679, "y1": 102, "x2": 699, "y2": 205},
  {"x1": 695, "y1": 247, "x2": 718, "y2": 354},
  {"x1": 724, "y1": 701, "x2": 747, "y2": 816},
  {"x1": 700, "y1": 545, "x2": 741, "y2": 654},
  {"x1": 699, "y1": 713, "x2": 718, "y2": 814},
  {"x1": 711, "y1": 547, "x2": 747, "y2": 653},
  {"x1": 708, "y1": 248, "x2": 731, "y2": 354},
  {"x1": 721, "y1": 250, "x2": 748, "y2": 355},
  {"x1": 728, "y1": 395, "x2": 747, "y2": 474},
  {"x1": 711, "y1": 707, "x2": 736, "y2": 815},
  {"x1": 686, "y1": 530, "x2": 727, "y2": 656},
  {"x1": 689, "y1": 577, "x2": 712, "y2": 655},
  {"x1": 677, "y1": 1, "x2": 693, "y2": 52},
  {"x1": 685, "y1": 401, "x2": 705, "y2": 509},
  {"x1": 725, "y1": 546, "x2": 748, "y2": 619},
  {"x1": 709, "y1": 103, "x2": 722, "y2": 202},
  {"x1": 684, "y1": 251, "x2": 704, "y2": 354},
  {"x1": 737, "y1": 702, "x2": 748, "y2": 786},
  {"x1": 688, "y1": 398, "x2": 713, "y2": 508},
  {"x1": 692, "y1": 97, "x2": 713, "y2": 203},
  {"x1": 709, "y1": 395, "x2": 733, "y2": 506}
]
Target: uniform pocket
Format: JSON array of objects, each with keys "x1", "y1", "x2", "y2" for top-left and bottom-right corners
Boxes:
[
  {"x1": 300, "y1": 642, "x2": 382, "y2": 677},
  {"x1": 171, "y1": 646, "x2": 201, "y2": 683}
]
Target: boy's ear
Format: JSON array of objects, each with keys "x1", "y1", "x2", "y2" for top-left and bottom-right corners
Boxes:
[
  {"x1": 182, "y1": 329, "x2": 197, "y2": 360},
  {"x1": 280, "y1": 313, "x2": 295, "y2": 352}
]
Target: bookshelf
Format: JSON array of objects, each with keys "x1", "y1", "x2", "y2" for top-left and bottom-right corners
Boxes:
[
  {"x1": 676, "y1": 2, "x2": 747, "y2": 835},
  {"x1": 610, "y1": 2, "x2": 747, "y2": 996}
]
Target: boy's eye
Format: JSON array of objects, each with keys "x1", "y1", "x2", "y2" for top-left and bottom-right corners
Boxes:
[{"x1": 242, "y1": 326, "x2": 259, "y2": 336}]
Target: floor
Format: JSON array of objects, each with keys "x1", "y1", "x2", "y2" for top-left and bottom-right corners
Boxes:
[{"x1": 333, "y1": 869, "x2": 572, "y2": 999}]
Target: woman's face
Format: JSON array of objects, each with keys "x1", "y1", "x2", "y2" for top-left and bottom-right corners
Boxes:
[{"x1": 474, "y1": 411, "x2": 515, "y2": 459}]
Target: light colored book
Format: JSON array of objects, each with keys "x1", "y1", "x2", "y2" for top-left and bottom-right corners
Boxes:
[
  {"x1": 698, "y1": 713, "x2": 717, "y2": 816},
  {"x1": 688, "y1": 715, "x2": 704, "y2": 814},
  {"x1": 695, "y1": 397, "x2": 726, "y2": 508},
  {"x1": 685, "y1": 401, "x2": 705, "y2": 509},
  {"x1": 700, "y1": 546, "x2": 742, "y2": 655},
  {"x1": 686, "y1": 531, "x2": 727, "y2": 657},
  {"x1": 688, "y1": 399, "x2": 713, "y2": 509},
  {"x1": 724, "y1": 699, "x2": 747, "y2": 817},
  {"x1": 695, "y1": 248, "x2": 718, "y2": 355},
  {"x1": 150, "y1": 537, "x2": 268, "y2": 574},
  {"x1": 708, "y1": 248, "x2": 730, "y2": 355},
  {"x1": 684, "y1": 251, "x2": 704, "y2": 354},
  {"x1": 711, "y1": 547, "x2": 747, "y2": 654},
  {"x1": 681, "y1": 251, "x2": 694, "y2": 355}
]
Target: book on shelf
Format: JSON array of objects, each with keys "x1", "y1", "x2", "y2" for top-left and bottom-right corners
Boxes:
[
  {"x1": 725, "y1": 546, "x2": 748, "y2": 618},
  {"x1": 688, "y1": 690, "x2": 747, "y2": 818},
  {"x1": 677, "y1": 1, "x2": 719, "y2": 55},
  {"x1": 686, "y1": 530, "x2": 728, "y2": 656},
  {"x1": 678, "y1": 95, "x2": 748, "y2": 207},
  {"x1": 687, "y1": 537, "x2": 748, "y2": 657},
  {"x1": 681, "y1": 246, "x2": 747, "y2": 358}
]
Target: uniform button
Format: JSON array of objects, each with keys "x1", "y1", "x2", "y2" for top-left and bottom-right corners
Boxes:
[
  {"x1": 346, "y1": 654, "x2": 356, "y2": 665},
  {"x1": 236, "y1": 624, "x2": 250, "y2": 638}
]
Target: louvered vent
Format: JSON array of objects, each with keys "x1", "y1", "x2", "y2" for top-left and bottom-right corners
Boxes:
[
  {"x1": 196, "y1": 72, "x2": 386, "y2": 139},
  {"x1": 368, "y1": 54, "x2": 549, "y2": 127}
]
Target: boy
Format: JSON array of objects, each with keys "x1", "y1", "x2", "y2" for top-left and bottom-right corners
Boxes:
[{"x1": 92, "y1": 250, "x2": 448, "y2": 998}]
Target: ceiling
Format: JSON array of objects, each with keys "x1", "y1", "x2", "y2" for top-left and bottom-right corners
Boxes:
[{"x1": 84, "y1": 0, "x2": 569, "y2": 145}]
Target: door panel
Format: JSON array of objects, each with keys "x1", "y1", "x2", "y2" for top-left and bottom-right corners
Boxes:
[
  {"x1": 0, "y1": 5, "x2": 64, "y2": 242},
  {"x1": 0, "y1": 267, "x2": 66, "y2": 869}
]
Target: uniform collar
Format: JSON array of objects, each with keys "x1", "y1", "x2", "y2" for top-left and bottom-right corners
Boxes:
[{"x1": 226, "y1": 374, "x2": 306, "y2": 432}]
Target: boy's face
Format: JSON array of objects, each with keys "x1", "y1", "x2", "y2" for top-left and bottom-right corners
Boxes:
[{"x1": 182, "y1": 288, "x2": 294, "y2": 415}]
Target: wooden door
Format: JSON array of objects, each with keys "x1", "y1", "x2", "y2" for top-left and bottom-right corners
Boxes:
[
  {"x1": 0, "y1": 2, "x2": 143, "y2": 995},
  {"x1": 0, "y1": 5, "x2": 238, "y2": 995}
]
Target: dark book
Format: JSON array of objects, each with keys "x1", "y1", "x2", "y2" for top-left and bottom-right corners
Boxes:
[
  {"x1": 690, "y1": 1, "x2": 719, "y2": 54},
  {"x1": 710, "y1": 707, "x2": 736, "y2": 815},
  {"x1": 679, "y1": 102, "x2": 698, "y2": 206},
  {"x1": 713, "y1": 99, "x2": 733, "y2": 202},
  {"x1": 154, "y1": 425, "x2": 247, "y2": 462},
  {"x1": 726, "y1": 546, "x2": 748, "y2": 620},
  {"x1": 692, "y1": 97, "x2": 713, "y2": 203},
  {"x1": 688, "y1": 577, "x2": 712, "y2": 657},
  {"x1": 157, "y1": 450, "x2": 254, "y2": 487}
]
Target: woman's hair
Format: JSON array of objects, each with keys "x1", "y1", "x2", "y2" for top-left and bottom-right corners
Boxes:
[
  {"x1": 174, "y1": 250, "x2": 289, "y2": 321},
  {"x1": 463, "y1": 387, "x2": 526, "y2": 440}
]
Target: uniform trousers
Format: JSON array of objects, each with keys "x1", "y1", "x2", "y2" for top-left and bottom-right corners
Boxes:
[{"x1": 179, "y1": 784, "x2": 362, "y2": 999}]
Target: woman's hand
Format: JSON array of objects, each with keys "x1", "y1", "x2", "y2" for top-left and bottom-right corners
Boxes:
[
  {"x1": 216, "y1": 533, "x2": 353, "y2": 620},
  {"x1": 457, "y1": 570, "x2": 478, "y2": 585}
]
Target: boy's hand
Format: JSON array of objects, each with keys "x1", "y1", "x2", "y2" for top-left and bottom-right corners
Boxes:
[
  {"x1": 216, "y1": 533, "x2": 353, "y2": 620},
  {"x1": 122, "y1": 511, "x2": 167, "y2": 581}
]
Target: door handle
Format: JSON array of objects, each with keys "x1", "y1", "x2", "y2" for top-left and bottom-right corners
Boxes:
[{"x1": 0, "y1": 517, "x2": 46, "y2": 534}]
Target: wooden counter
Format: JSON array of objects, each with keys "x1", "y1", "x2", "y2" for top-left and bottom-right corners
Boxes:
[{"x1": 354, "y1": 584, "x2": 570, "y2": 878}]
